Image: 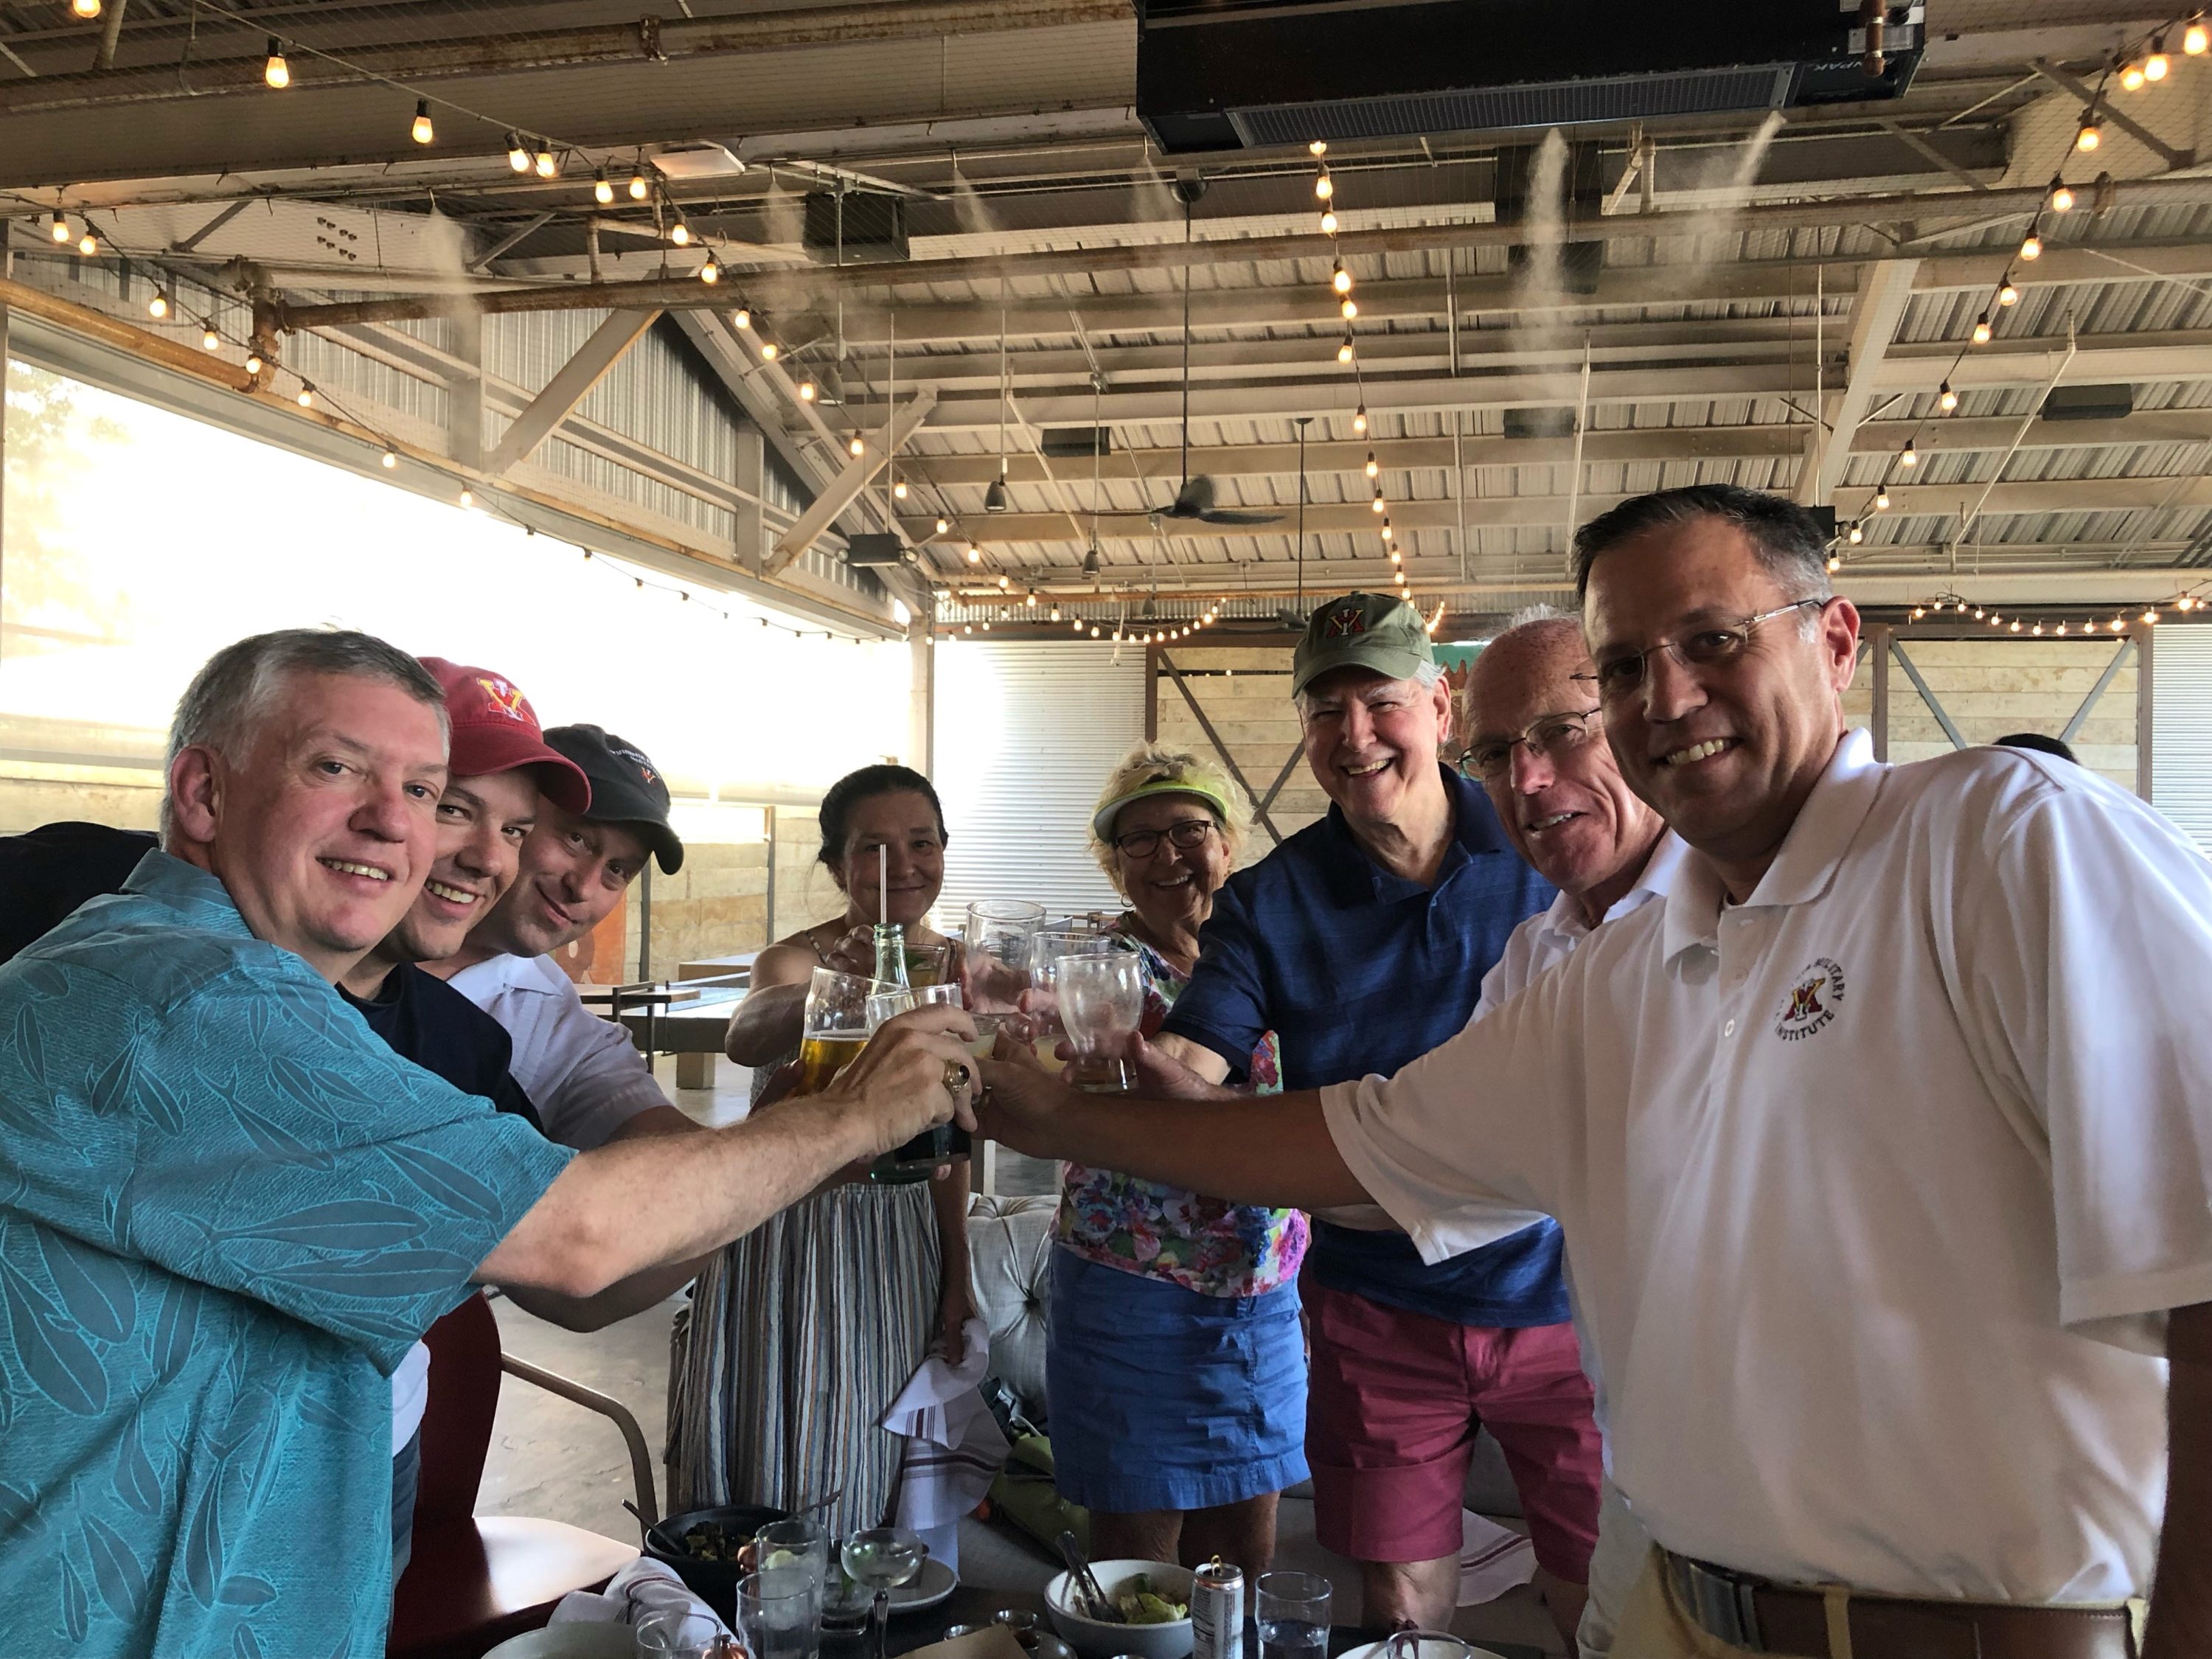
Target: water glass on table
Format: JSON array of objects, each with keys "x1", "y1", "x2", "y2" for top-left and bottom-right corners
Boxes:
[
  {"x1": 1255, "y1": 1571, "x2": 1332, "y2": 1659},
  {"x1": 635, "y1": 1606, "x2": 732, "y2": 1659},
  {"x1": 737, "y1": 1565, "x2": 820, "y2": 1659},
  {"x1": 756, "y1": 1518, "x2": 830, "y2": 1655}
]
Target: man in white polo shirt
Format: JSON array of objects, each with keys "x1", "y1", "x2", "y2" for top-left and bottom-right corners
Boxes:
[
  {"x1": 982, "y1": 483, "x2": 2212, "y2": 1657},
  {"x1": 425, "y1": 723, "x2": 694, "y2": 1149},
  {"x1": 1459, "y1": 610, "x2": 1683, "y2": 1658}
]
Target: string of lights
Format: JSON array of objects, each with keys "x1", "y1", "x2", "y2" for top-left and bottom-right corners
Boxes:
[
  {"x1": 1832, "y1": 11, "x2": 2211, "y2": 568},
  {"x1": 568, "y1": 546, "x2": 885, "y2": 643},
  {"x1": 1310, "y1": 139, "x2": 1408, "y2": 600},
  {"x1": 1902, "y1": 585, "x2": 2209, "y2": 635}
]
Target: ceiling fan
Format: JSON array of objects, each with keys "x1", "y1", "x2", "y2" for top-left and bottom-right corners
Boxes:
[{"x1": 1101, "y1": 179, "x2": 1281, "y2": 530}]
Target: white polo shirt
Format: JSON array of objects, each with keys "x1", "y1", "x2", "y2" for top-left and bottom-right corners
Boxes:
[
  {"x1": 1324, "y1": 728, "x2": 2212, "y2": 1602},
  {"x1": 445, "y1": 953, "x2": 672, "y2": 1150}
]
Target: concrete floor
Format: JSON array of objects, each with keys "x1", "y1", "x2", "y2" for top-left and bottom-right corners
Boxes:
[{"x1": 476, "y1": 1056, "x2": 1565, "y2": 1655}]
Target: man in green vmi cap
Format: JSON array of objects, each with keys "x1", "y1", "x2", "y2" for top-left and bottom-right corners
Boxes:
[{"x1": 1139, "y1": 591, "x2": 1596, "y2": 1645}]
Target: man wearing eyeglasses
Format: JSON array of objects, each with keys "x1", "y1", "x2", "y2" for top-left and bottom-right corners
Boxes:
[
  {"x1": 1144, "y1": 592, "x2": 1593, "y2": 1641},
  {"x1": 984, "y1": 484, "x2": 2212, "y2": 1658},
  {"x1": 1460, "y1": 610, "x2": 1683, "y2": 1658}
]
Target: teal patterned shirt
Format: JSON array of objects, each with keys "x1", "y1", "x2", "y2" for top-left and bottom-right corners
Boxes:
[{"x1": 0, "y1": 852, "x2": 574, "y2": 1658}]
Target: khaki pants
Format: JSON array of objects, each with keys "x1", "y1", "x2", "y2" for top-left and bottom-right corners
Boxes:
[{"x1": 1609, "y1": 1548, "x2": 2152, "y2": 1659}]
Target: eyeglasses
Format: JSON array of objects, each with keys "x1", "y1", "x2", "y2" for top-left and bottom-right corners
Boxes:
[
  {"x1": 1458, "y1": 708, "x2": 1603, "y2": 781},
  {"x1": 1112, "y1": 818, "x2": 1217, "y2": 859},
  {"x1": 1575, "y1": 598, "x2": 1827, "y2": 701}
]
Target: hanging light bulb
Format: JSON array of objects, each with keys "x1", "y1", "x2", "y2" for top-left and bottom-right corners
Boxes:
[
  {"x1": 1332, "y1": 260, "x2": 1353, "y2": 295},
  {"x1": 1026, "y1": 591, "x2": 1038, "y2": 608},
  {"x1": 2049, "y1": 176, "x2": 2075, "y2": 213},
  {"x1": 1337, "y1": 336, "x2": 1354, "y2": 365},
  {"x1": 49, "y1": 209, "x2": 69, "y2": 243},
  {"x1": 934, "y1": 517, "x2": 950, "y2": 535},
  {"x1": 1352, "y1": 404, "x2": 1368, "y2": 434},
  {"x1": 411, "y1": 100, "x2": 435, "y2": 145},
  {"x1": 629, "y1": 167, "x2": 650, "y2": 200},
  {"x1": 296, "y1": 383, "x2": 314, "y2": 408},
  {"x1": 1366, "y1": 451, "x2": 1380, "y2": 479},
  {"x1": 699, "y1": 255, "x2": 720, "y2": 284},
  {"x1": 1972, "y1": 313, "x2": 1993, "y2": 344},
  {"x1": 381, "y1": 448, "x2": 397, "y2": 469},
  {"x1": 1938, "y1": 381, "x2": 1958, "y2": 413},
  {"x1": 669, "y1": 218, "x2": 691, "y2": 246},
  {"x1": 1847, "y1": 522, "x2": 1864, "y2": 545},
  {"x1": 796, "y1": 379, "x2": 815, "y2": 401},
  {"x1": 965, "y1": 545, "x2": 982, "y2": 564},
  {"x1": 759, "y1": 340, "x2": 780, "y2": 361},
  {"x1": 72, "y1": 223, "x2": 97, "y2": 254},
  {"x1": 1371, "y1": 487, "x2": 1386, "y2": 514},
  {"x1": 2148, "y1": 39, "x2": 2172, "y2": 79},
  {"x1": 244, "y1": 351, "x2": 263, "y2": 375},
  {"x1": 893, "y1": 478, "x2": 908, "y2": 501},
  {"x1": 1989, "y1": 612, "x2": 2003, "y2": 627},
  {"x1": 2019, "y1": 231, "x2": 2042, "y2": 261},
  {"x1": 594, "y1": 168, "x2": 614, "y2": 204},
  {"x1": 1315, "y1": 168, "x2": 1333, "y2": 200},
  {"x1": 1319, "y1": 209, "x2": 1339, "y2": 234},
  {"x1": 1998, "y1": 280, "x2": 2020, "y2": 307},
  {"x1": 998, "y1": 574, "x2": 1012, "y2": 591},
  {"x1": 1912, "y1": 606, "x2": 1926, "y2": 621},
  {"x1": 202, "y1": 321, "x2": 221, "y2": 351},
  {"x1": 849, "y1": 435, "x2": 866, "y2": 457},
  {"x1": 2145, "y1": 606, "x2": 2161, "y2": 623},
  {"x1": 2076, "y1": 111, "x2": 2102, "y2": 151},
  {"x1": 1973, "y1": 606, "x2": 1985, "y2": 619},
  {"x1": 1379, "y1": 518, "x2": 1393, "y2": 541},
  {"x1": 262, "y1": 38, "x2": 290, "y2": 88},
  {"x1": 1310, "y1": 140, "x2": 1328, "y2": 157},
  {"x1": 147, "y1": 288, "x2": 169, "y2": 320},
  {"x1": 1826, "y1": 553, "x2": 1842, "y2": 573},
  {"x1": 1901, "y1": 440, "x2": 1918, "y2": 468},
  {"x1": 2121, "y1": 60, "x2": 2146, "y2": 91},
  {"x1": 507, "y1": 133, "x2": 530, "y2": 172},
  {"x1": 2032, "y1": 622, "x2": 2045, "y2": 636},
  {"x1": 2059, "y1": 621, "x2": 2071, "y2": 634},
  {"x1": 69, "y1": 0, "x2": 101, "y2": 15},
  {"x1": 2188, "y1": 13, "x2": 2209, "y2": 55},
  {"x1": 534, "y1": 144, "x2": 557, "y2": 180},
  {"x1": 732, "y1": 308, "x2": 752, "y2": 330},
  {"x1": 1875, "y1": 487, "x2": 1891, "y2": 510},
  {"x1": 1340, "y1": 297, "x2": 1358, "y2": 321}
]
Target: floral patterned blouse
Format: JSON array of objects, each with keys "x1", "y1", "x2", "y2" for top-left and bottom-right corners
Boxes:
[{"x1": 1053, "y1": 922, "x2": 1310, "y2": 1298}]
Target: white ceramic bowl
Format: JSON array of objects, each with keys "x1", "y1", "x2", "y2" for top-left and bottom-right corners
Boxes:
[{"x1": 1043, "y1": 1559, "x2": 1196, "y2": 1659}]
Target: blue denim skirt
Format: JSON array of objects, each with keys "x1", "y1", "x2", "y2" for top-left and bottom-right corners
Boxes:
[{"x1": 1046, "y1": 1248, "x2": 1308, "y2": 1514}]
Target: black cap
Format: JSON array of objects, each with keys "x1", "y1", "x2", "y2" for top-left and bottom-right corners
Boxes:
[{"x1": 542, "y1": 723, "x2": 684, "y2": 874}]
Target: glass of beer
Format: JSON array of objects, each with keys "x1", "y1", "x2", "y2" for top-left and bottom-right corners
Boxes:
[
  {"x1": 1058, "y1": 951, "x2": 1145, "y2": 1092},
  {"x1": 905, "y1": 941, "x2": 953, "y2": 988},
  {"x1": 795, "y1": 967, "x2": 876, "y2": 1095}
]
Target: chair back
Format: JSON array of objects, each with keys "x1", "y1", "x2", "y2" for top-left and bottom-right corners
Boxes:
[{"x1": 414, "y1": 1290, "x2": 501, "y2": 1527}]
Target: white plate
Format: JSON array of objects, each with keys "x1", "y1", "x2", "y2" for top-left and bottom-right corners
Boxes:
[
  {"x1": 889, "y1": 1556, "x2": 960, "y2": 1614},
  {"x1": 482, "y1": 1624, "x2": 640, "y2": 1659},
  {"x1": 1335, "y1": 1641, "x2": 1511, "y2": 1659}
]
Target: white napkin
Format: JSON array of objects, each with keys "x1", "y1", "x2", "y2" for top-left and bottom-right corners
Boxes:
[
  {"x1": 880, "y1": 1316, "x2": 1009, "y2": 1572},
  {"x1": 549, "y1": 1557, "x2": 734, "y2": 1633},
  {"x1": 1456, "y1": 1509, "x2": 1537, "y2": 1606}
]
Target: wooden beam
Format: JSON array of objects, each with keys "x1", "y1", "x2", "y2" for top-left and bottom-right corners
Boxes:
[
  {"x1": 1801, "y1": 258, "x2": 1919, "y2": 507},
  {"x1": 766, "y1": 388, "x2": 939, "y2": 571},
  {"x1": 1158, "y1": 653, "x2": 1284, "y2": 846}
]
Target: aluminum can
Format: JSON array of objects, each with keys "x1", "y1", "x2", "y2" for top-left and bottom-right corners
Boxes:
[{"x1": 1192, "y1": 1559, "x2": 1244, "y2": 1659}]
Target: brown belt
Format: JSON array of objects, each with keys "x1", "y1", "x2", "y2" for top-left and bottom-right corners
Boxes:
[{"x1": 1660, "y1": 1548, "x2": 2141, "y2": 1659}]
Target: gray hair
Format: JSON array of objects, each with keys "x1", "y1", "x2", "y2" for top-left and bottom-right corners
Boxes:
[
  {"x1": 1571, "y1": 484, "x2": 1834, "y2": 604},
  {"x1": 162, "y1": 629, "x2": 448, "y2": 836},
  {"x1": 1294, "y1": 657, "x2": 1444, "y2": 717}
]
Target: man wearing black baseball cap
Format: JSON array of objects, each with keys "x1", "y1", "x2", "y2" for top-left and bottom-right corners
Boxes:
[{"x1": 425, "y1": 723, "x2": 695, "y2": 1149}]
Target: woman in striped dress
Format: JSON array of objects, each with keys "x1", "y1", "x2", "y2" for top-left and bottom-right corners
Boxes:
[{"x1": 668, "y1": 765, "x2": 974, "y2": 1544}]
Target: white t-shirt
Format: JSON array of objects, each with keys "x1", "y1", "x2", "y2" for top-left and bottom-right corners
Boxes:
[
  {"x1": 1324, "y1": 729, "x2": 2212, "y2": 1602},
  {"x1": 392, "y1": 1340, "x2": 431, "y2": 1456},
  {"x1": 446, "y1": 952, "x2": 673, "y2": 1150}
]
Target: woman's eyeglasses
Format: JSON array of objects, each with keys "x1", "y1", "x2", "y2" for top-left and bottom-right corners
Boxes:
[{"x1": 1113, "y1": 819, "x2": 1217, "y2": 859}]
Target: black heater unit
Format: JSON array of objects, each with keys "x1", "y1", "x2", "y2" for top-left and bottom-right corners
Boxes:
[
  {"x1": 1135, "y1": 1, "x2": 1924, "y2": 154},
  {"x1": 802, "y1": 191, "x2": 908, "y2": 263}
]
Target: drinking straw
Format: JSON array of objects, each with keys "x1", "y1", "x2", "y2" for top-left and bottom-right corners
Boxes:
[{"x1": 879, "y1": 845, "x2": 888, "y2": 925}]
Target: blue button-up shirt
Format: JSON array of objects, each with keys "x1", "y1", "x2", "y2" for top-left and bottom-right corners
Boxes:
[
  {"x1": 0, "y1": 852, "x2": 573, "y2": 1658},
  {"x1": 1163, "y1": 765, "x2": 1566, "y2": 1324}
]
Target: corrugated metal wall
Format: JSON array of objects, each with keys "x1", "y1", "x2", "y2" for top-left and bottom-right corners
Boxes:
[{"x1": 2154, "y1": 627, "x2": 2212, "y2": 853}]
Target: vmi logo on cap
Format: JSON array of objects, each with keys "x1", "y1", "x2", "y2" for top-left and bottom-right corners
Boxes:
[
  {"x1": 1774, "y1": 957, "x2": 1846, "y2": 1041},
  {"x1": 611, "y1": 742, "x2": 657, "y2": 785},
  {"x1": 1324, "y1": 605, "x2": 1369, "y2": 639},
  {"x1": 476, "y1": 677, "x2": 529, "y2": 721}
]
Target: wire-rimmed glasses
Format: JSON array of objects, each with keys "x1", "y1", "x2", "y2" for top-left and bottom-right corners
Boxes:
[
  {"x1": 1457, "y1": 708, "x2": 1602, "y2": 781},
  {"x1": 1575, "y1": 597, "x2": 1827, "y2": 701}
]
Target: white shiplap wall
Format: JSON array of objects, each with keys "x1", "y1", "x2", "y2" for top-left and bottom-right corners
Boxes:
[
  {"x1": 934, "y1": 639, "x2": 1145, "y2": 922},
  {"x1": 2154, "y1": 625, "x2": 2212, "y2": 854}
]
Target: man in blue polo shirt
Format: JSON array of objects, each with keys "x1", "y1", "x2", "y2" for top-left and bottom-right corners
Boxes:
[{"x1": 1155, "y1": 593, "x2": 1600, "y2": 1642}]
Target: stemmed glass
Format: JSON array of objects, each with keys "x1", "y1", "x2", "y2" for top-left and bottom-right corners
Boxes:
[
  {"x1": 1057, "y1": 952, "x2": 1146, "y2": 1091},
  {"x1": 841, "y1": 1526, "x2": 927, "y2": 1659},
  {"x1": 1027, "y1": 928, "x2": 1113, "y2": 1072},
  {"x1": 964, "y1": 901, "x2": 1043, "y2": 1018}
]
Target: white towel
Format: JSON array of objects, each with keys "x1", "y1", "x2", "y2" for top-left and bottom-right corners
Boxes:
[
  {"x1": 1456, "y1": 1509, "x2": 1537, "y2": 1606},
  {"x1": 549, "y1": 1557, "x2": 733, "y2": 1633},
  {"x1": 880, "y1": 1316, "x2": 1009, "y2": 1571}
]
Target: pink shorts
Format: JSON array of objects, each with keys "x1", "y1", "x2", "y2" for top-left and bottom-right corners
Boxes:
[{"x1": 1304, "y1": 1276, "x2": 1603, "y2": 1582}]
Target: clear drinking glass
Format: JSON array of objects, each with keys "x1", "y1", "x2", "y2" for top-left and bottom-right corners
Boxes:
[
  {"x1": 796, "y1": 967, "x2": 877, "y2": 1096},
  {"x1": 905, "y1": 941, "x2": 954, "y2": 987},
  {"x1": 1057, "y1": 951, "x2": 1146, "y2": 1091},
  {"x1": 634, "y1": 1606, "x2": 730, "y2": 1659},
  {"x1": 1256, "y1": 1571, "x2": 1333, "y2": 1659},
  {"x1": 864, "y1": 981, "x2": 964, "y2": 1033},
  {"x1": 964, "y1": 901, "x2": 1044, "y2": 1015},
  {"x1": 1026, "y1": 929, "x2": 1114, "y2": 1073},
  {"x1": 756, "y1": 1517, "x2": 830, "y2": 1658},
  {"x1": 841, "y1": 1526, "x2": 928, "y2": 1659},
  {"x1": 737, "y1": 1565, "x2": 820, "y2": 1659}
]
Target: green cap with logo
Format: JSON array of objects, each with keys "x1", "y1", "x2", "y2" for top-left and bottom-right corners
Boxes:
[{"x1": 1290, "y1": 591, "x2": 1436, "y2": 698}]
